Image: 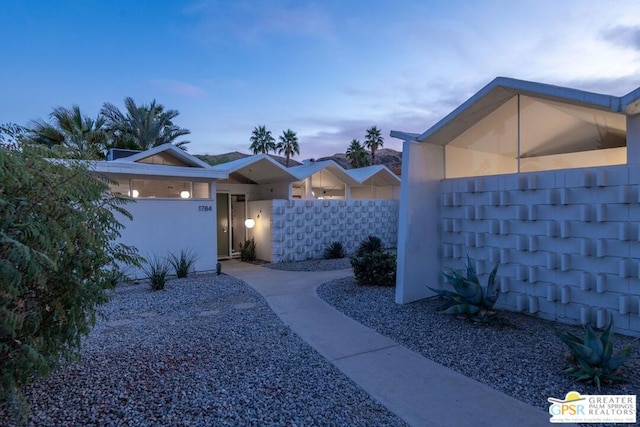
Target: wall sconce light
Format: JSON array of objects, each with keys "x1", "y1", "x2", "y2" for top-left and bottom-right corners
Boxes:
[
  {"x1": 131, "y1": 189, "x2": 139, "y2": 198},
  {"x1": 180, "y1": 190, "x2": 191, "y2": 199},
  {"x1": 245, "y1": 218, "x2": 256, "y2": 229}
]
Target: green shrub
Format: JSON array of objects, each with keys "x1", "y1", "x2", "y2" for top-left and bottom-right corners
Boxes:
[
  {"x1": 356, "y1": 235, "x2": 384, "y2": 257},
  {"x1": 144, "y1": 256, "x2": 171, "y2": 290},
  {"x1": 555, "y1": 315, "x2": 632, "y2": 391},
  {"x1": 239, "y1": 238, "x2": 257, "y2": 262},
  {"x1": 0, "y1": 142, "x2": 141, "y2": 421},
  {"x1": 429, "y1": 256, "x2": 499, "y2": 323},
  {"x1": 104, "y1": 266, "x2": 134, "y2": 287},
  {"x1": 351, "y1": 251, "x2": 397, "y2": 286},
  {"x1": 324, "y1": 241, "x2": 345, "y2": 259},
  {"x1": 168, "y1": 249, "x2": 198, "y2": 278}
]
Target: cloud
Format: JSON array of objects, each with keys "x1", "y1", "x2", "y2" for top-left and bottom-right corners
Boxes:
[
  {"x1": 150, "y1": 79, "x2": 206, "y2": 97},
  {"x1": 601, "y1": 25, "x2": 640, "y2": 51},
  {"x1": 183, "y1": 1, "x2": 335, "y2": 45}
]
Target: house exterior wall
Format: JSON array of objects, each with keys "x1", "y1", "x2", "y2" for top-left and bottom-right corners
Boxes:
[
  {"x1": 247, "y1": 200, "x2": 274, "y2": 261},
  {"x1": 115, "y1": 198, "x2": 218, "y2": 277},
  {"x1": 439, "y1": 165, "x2": 640, "y2": 336},
  {"x1": 266, "y1": 199, "x2": 399, "y2": 263},
  {"x1": 351, "y1": 185, "x2": 396, "y2": 200}
]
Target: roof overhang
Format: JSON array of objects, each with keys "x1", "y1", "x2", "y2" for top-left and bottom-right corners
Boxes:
[
  {"x1": 211, "y1": 154, "x2": 298, "y2": 184},
  {"x1": 119, "y1": 143, "x2": 212, "y2": 168},
  {"x1": 92, "y1": 161, "x2": 228, "y2": 180},
  {"x1": 391, "y1": 77, "x2": 640, "y2": 146}
]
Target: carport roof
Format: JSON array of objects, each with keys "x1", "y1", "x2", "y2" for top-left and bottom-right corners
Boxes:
[{"x1": 391, "y1": 77, "x2": 640, "y2": 146}]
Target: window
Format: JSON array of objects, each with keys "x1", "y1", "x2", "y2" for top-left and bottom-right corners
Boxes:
[
  {"x1": 109, "y1": 178, "x2": 210, "y2": 199},
  {"x1": 444, "y1": 95, "x2": 626, "y2": 178}
]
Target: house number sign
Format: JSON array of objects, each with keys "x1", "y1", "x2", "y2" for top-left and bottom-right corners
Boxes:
[{"x1": 198, "y1": 205, "x2": 212, "y2": 212}]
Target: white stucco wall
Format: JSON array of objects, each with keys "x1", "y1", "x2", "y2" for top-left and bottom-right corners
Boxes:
[
  {"x1": 268, "y1": 199, "x2": 399, "y2": 262},
  {"x1": 247, "y1": 200, "x2": 274, "y2": 261},
  {"x1": 440, "y1": 165, "x2": 640, "y2": 336},
  {"x1": 115, "y1": 198, "x2": 218, "y2": 277}
]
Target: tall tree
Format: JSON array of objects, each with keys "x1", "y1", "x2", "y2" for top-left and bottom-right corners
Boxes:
[
  {"x1": 345, "y1": 139, "x2": 370, "y2": 168},
  {"x1": 28, "y1": 106, "x2": 107, "y2": 159},
  {"x1": 364, "y1": 125, "x2": 384, "y2": 165},
  {"x1": 249, "y1": 125, "x2": 276, "y2": 154},
  {"x1": 101, "y1": 97, "x2": 190, "y2": 151},
  {"x1": 0, "y1": 141, "x2": 141, "y2": 421},
  {"x1": 277, "y1": 129, "x2": 300, "y2": 166}
]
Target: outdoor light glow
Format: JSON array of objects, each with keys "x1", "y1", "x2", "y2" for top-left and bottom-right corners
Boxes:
[
  {"x1": 245, "y1": 218, "x2": 256, "y2": 229},
  {"x1": 131, "y1": 189, "x2": 139, "y2": 198},
  {"x1": 180, "y1": 191, "x2": 190, "y2": 198}
]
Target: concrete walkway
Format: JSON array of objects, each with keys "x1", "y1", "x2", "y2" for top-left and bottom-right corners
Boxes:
[{"x1": 222, "y1": 260, "x2": 560, "y2": 427}]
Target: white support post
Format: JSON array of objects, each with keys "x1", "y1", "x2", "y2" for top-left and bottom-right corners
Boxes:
[{"x1": 396, "y1": 141, "x2": 445, "y2": 304}]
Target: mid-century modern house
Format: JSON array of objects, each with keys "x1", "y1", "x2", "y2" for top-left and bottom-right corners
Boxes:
[
  {"x1": 93, "y1": 144, "x2": 401, "y2": 271},
  {"x1": 392, "y1": 77, "x2": 640, "y2": 336}
]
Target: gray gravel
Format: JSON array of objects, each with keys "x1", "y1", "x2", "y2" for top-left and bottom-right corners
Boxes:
[
  {"x1": 317, "y1": 277, "x2": 640, "y2": 424},
  {"x1": 1, "y1": 274, "x2": 405, "y2": 427},
  {"x1": 265, "y1": 257, "x2": 352, "y2": 271}
]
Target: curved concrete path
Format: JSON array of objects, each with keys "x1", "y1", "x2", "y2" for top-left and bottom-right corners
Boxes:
[{"x1": 222, "y1": 260, "x2": 563, "y2": 427}]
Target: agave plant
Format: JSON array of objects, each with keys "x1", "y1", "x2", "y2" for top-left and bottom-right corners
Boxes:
[
  {"x1": 428, "y1": 256, "x2": 499, "y2": 322},
  {"x1": 324, "y1": 241, "x2": 345, "y2": 259},
  {"x1": 555, "y1": 315, "x2": 632, "y2": 391}
]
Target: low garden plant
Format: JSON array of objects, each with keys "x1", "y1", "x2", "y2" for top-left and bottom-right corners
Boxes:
[
  {"x1": 324, "y1": 241, "x2": 345, "y2": 259},
  {"x1": 351, "y1": 251, "x2": 397, "y2": 286},
  {"x1": 350, "y1": 235, "x2": 396, "y2": 286},
  {"x1": 144, "y1": 256, "x2": 172, "y2": 290},
  {"x1": 168, "y1": 249, "x2": 198, "y2": 278},
  {"x1": 356, "y1": 235, "x2": 384, "y2": 257},
  {"x1": 429, "y1": 256, "x2": 499, "y2": 323},
  {"x1": 555, "y1": 315, "x2": 633, "y2": 391},
  {"x1": 239, "y1": 238, "x2": 257, "y2": 262}
]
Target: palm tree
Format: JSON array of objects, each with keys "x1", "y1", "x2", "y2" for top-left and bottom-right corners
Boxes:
[
  {"x1": 28, "y1": 105, "x2": 107, "y2": 158},
  {"x1": 345, "y1": 139, "x2": 370, "y2": 168},
  {"x1": 277, "y1": 129, "x2": 300, "y2": 166},
  {"x1": 101, "y1": 97, "x2": 190, "y2": 151},
  {"x1": 364, "y1": 125, "x2": 384, "y2": 165},
  {"x1": 249, "y1": 125, "x2": 276, "y2": 154}
]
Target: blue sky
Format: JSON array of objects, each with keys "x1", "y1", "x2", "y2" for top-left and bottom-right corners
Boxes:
[{"x1": 2, "y1": 1, "x2": 640, "y2": 160}]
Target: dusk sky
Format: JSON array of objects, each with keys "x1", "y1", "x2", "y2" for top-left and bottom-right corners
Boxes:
[{"x1": 2, "y1": 1, "x2": 640, "y2": 160}]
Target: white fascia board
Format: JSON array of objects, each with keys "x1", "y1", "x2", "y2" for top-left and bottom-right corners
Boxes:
[
  {"x1": 389, "y1": 130, "x2": 420, "y2": 141},
  {"x1": 93, "y1": 161, "x2": 228, "y2": 179}
]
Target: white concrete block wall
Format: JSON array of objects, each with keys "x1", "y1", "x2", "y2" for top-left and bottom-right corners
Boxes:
[
  {"x1": 270, "y1": 199, "x2": 398, "y2": 263},
  {"x1": 440, "y1": 165, "x2": 640, "y2": 336}
]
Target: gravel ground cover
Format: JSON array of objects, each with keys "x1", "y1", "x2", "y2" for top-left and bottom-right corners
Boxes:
[
  {"x1": 265, "y1": 258, "x2": 351, "y2": 272},
  {"x1": 317, "y1": 277, "x2": 640, "y2": 421},
  {"x1": 1, "y1": 274, "x2": 405, "y2": 427}
]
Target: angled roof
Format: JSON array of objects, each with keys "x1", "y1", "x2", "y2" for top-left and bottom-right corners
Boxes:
[
  {"x1": 112, "y1": 143, "x2": 212, "y2": 168},
  {"x1": 288, "y1": 160, "x2": 359, "y2": 185},
  {"x1": 210, "y1": 153, "x2": 298, "y2": 184},
  {"x1": 346, "y1": 165, "x2": 401, "y2": 186},
  {"x1": 391, "y1": 77, "x2": 640, "y2": 146}
]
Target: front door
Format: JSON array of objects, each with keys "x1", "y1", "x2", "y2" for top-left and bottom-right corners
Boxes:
[
  {"x1": 217, "y1": 193, "x2": 248, "y2": 259},
  {"x1": 216, "y1": 193, "x2": 230, "y2": 258}
]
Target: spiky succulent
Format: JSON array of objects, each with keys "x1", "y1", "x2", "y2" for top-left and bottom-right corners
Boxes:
[
  {"x1": 324, "y1": 241, "x2": 345, "y2": 259},
  {"x1": 429, "y1": 256, "x2": 499, "y2": 323},
  {"x1": 555, "y1": 316, "x2": 632, "y2": 391}
]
